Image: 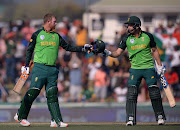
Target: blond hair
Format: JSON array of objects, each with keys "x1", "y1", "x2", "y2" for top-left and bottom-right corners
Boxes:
[{"x1": 43, "y1": 14, "x2": 56, "y2": 23}]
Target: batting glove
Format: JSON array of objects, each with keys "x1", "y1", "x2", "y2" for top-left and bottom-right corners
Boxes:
[
  {"x1": 157, "y1": 64, "x2": 166, "y2": 75},
  {"x1": 82, "y1": 44, "x2": 92, "y2": 52},
  {"x1": 21, "y1": 66, "x2": 30, "y2": 74},
  {"x1": 103, "y1": 49, "x2": 112, "y2": 57}
]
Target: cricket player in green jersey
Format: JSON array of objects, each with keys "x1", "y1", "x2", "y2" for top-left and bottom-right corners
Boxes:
[
  {"x1": 103, "y1": 16, "x2": 166, "y2": 126},
  {"x1": 14, "y1": 14, "x2": 91, "y2": 127}
]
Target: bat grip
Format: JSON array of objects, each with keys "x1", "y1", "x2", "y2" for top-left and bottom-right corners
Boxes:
[{"x1": 20, "y1": 72, "x2": 29, "y2": 80}]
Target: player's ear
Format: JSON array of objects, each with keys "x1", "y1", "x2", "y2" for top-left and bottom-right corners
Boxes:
[{"x1": 47, "y1": 20, "x2": 51, "y2": 24}]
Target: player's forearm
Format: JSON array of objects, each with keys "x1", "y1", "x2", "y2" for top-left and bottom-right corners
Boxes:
[
  {"x1": 108, "y1": 48, "x2": 123, "y2": 58},
  {"x1": 151, "y1": 47, "x2": 162, "y2": 66}
]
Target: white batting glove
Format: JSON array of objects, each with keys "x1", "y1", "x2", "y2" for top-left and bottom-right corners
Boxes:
[
  {"x1": 21, "y1": 66, "x2": 30, "y2": 74},
  {"x1": 103, "y1": 49, "x2": 112, "y2": 57},
  {"x1": 82, "y1": 44, "x2": 92, "y2": 52},
  {"x1": 157, "y1": 65, "x2": 166, "y2": 75}
]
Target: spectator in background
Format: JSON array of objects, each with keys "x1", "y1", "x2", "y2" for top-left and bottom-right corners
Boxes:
[
  {"x1": 94, "y1": 65, "x2": 109, "y2": 102},
  {"x1": 173, "y1": 22, "x2": 180, "y2": 45},
  {"x1": 0, "y1": 38, "x2": 7, "y2": 56},
  {"x1": 68, "y1": 52, "x2": 82, "y2": 102},
  {"x1": 0, "y1": 74, "x2": 8, "y2": 102},
  {"x1": 4, "y1": 27, "x2": 17, "y2": 84},
  {"x1": 14, "y1": 40, "x2": 25, "y2": 63},
  {"x1": 76, "y1": 24, "x2": 87, "y2": 47},
  {"x1": 174, "y1": 22, "x2": 180, "y2": 33},
  {"x1": 170, "y1": 46, "x2": 180, "y2": 80},
  {"x1": 114, "y1": 31, "x2": 120, "y2": 47},
  {"x1": 56, "y1": 22, "x2": 69, "y2": 42},
  {"x1": 113, "y1": 81, "x2": 127, "y2": 103},
  {"x1": 162, "y1": 33, "x2": 178, "y2": 67},
  {"x1": 21, "y1": 20, "x2": 35, "y2": 47},
  {"x1": 87, "y1": 56, "x2": 102, "y2": 89},
  {"x1": 69, "y1": 20, "x2": 78, "y2": 45},
  {"x1": 166, "y1": 21, "x2": 175, "y2": 35},
  {"x1": 62, "y1": 16, "x2": 70, "y2": 31},
  {"x1": 81, "y1": 85, "x2": 95, "y2": 102},
  {"x1": 0, "y1": 38, "x2": 6, "y2": 70},
  {"x1": 155, "y1": 23, "x2": 167, "y2": 34},
  {"x1": 164, "y1": 68, "x2": 179, "y2": 97}
]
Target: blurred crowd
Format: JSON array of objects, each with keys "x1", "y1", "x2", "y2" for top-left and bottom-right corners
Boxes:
[{"x1": 0, "y1": 17, "x2": 180, "y2": 103}]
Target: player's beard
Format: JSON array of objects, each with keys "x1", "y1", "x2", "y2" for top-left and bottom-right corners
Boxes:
[
  {"x1": 50, "y1": 23, "x2": 56, "y2": 30},
  {"x1": 51, "y1": 25, "x2": 56, "y2": 30},
  {"x1": 128, "y1": 29, "x2": 135, "y2": 34}
]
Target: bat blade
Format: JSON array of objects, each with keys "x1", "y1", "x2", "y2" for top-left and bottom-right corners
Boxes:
[
  {"x1": 155, "y1": 60, "x2": 176, "y2": 108},
  {"x1": 13, "y1": 72, "x2": 29, "y2": 94},
  {"x1": 13, "y1": 60, "x2": 33, "y2": 94},
  {"x1": 159, "y1": 75, "x2": 176, "y2": 108},
  {"x1": 13, "y1": 77, "x2": 26, "y2": 94}
]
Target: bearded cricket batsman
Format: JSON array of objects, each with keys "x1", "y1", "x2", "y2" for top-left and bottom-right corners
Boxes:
[
  {"x1": 103, "y1": 16, "x2": 166, "y2": 126},
  {"x1": 14, "y1": 14, "x2": 91, "y2": 127}
]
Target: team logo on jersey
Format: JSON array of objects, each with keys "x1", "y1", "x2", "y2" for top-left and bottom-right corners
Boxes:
[
  {"x1": 130, "y1": 39, "x2": 134, "y2": 44},
  {"x1": 141, "y1": 37, "x2": 144, "y2": 41},
  {"x1": 52, "y1": 35, "x2": 55, "y2": 39},
  {"x1": 40, "y1": 35, "x2": 45, "y2": 40}
]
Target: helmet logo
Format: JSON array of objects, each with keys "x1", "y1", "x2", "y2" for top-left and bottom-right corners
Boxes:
[{"x1": 127, "y1": 18, "x2": 130, "y2": 22}]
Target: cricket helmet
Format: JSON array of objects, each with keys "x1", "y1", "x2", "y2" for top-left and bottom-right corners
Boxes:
[
  {"x1": 90, "y1": 40, "x2": 105, "y2": 54},
  {"x1": 124, "y1": 16, "x2": 141, "y2": 26}
]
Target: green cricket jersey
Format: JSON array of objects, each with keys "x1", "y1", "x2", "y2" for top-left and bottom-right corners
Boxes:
[
  {"x1": 119, "y1": 31, "x2": 156, "y2": 69},
  {"x1": 26, "y1": 27, "x2": 82, "y2": 66}
]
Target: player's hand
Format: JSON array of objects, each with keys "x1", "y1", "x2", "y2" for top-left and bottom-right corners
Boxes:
[
  {"x1": 157, "y1": 65, "x2": 166, "y2": 75},
  {"x1": 21, "y1": 66, "x2": 30, "y2": 74},
  {"x1": 103, "y1": 49, "x2": 112, "y2": 57},
  {"x1": 82, "y1": 44, "x2": 92, "y2": 52}
]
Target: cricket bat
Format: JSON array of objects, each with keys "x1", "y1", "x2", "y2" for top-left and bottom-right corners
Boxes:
[
  {"x1": 13, "y1": 60, "x2": 34, "y2": 94},
  {"x1": 155, "y1": 61, "x2": 176, "y2": 108}
]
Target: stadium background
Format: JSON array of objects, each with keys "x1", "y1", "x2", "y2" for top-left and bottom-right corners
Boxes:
[{"x1": 0, "y1": 0, "x2": 180, "y2": 123}]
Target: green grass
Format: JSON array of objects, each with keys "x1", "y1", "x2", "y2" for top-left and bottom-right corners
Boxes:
[{"x1": 0, "y1": 122, "x2": 179, "y2": 130}]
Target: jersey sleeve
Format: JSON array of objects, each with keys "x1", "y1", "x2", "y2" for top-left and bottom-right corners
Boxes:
[
  {"x1": 58, "y1": 34, "x2": 82, "y2": 52},
  {"x1": 144, "y1": 31, "x2": 156, "y2": 48},
  {"x1": 118, "y1": 36, "x2": 128, "y2": 50},
  {"x1": 25, "y1": 33, "x2": 37, "y2": 66}
]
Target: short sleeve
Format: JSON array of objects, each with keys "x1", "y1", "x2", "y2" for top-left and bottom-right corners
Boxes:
[{"x1": 144, "y1": 32, "x2": 156, "y2": 48}]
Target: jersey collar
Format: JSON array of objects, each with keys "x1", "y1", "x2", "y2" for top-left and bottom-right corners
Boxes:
[
  {"x1": 131, "y1": 30, "x2": 142, "y2": 38},
  {"x1": 42, "y1": 27, "x2": 55, "y2": 33}
]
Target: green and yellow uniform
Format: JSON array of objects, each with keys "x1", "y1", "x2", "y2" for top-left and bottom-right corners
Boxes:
[
  {"x1": 119, "y1": 31, "x2": 156, "y2": 69},
  {"x1": 26, "y1": 27, "x2": 82, "y2": 66},
  {"x1": 119, "y1": 31, "x2": 157, "y2": 87},
  {"x1": 18, "y1": 27, "x2": 83, "y2": 123},
  {"x1": 25, "y1": 27, "x2": 82, "y2": 90},
  {"x1": 121, "y1": 16, "x2": 165, "y2": 125},
  {"x1": 119, "y1": 30, "x2": 165, "y2": 124}
]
